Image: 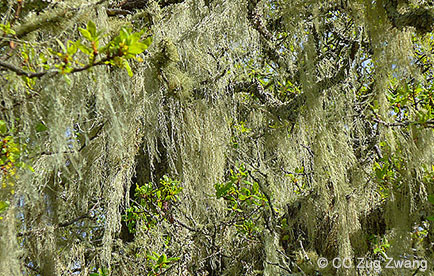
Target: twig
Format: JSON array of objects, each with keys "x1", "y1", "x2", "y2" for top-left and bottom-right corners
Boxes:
[
  {"x1": 373, "y1": 145, "x2": 383, "y2": 159},
  {"x1": 0, "y1": 9, "x2": 69, "y2": 48},
  {"x1": 248, "y1": 169, "x2": 278, "y2": 229},
  {"x1": 276, "y1": 249, "x2": 307, "y2": 276},
  {"x1": 299, "y1": 240, "x2": 313, "y2": 266},
  {"x1": 58, "y1": 214, "x2": 90, "y2": 227},
  {"x1": 373, "y1": 118, "x2": 434, "y2": 129},
  {"x1": 18, "y1": 213, "x2": 91, "y2": 237},
  {"x1": 300, "y1": 143, "x2": 314, "y2": 157},
  {"x1": 281, "y1": 167, "x2": 313, "y2": 176},
  {"x1": 0, "y1": 57, "x2": 111, "y2": 79},
  {"x1": 106, "y1": 8, "x2": 133, "y2": 16},
  {"x1": 412, "y1": 267, "x2": 421, "y2": 275},
  {"x1": 24, "y1": 263, "x2": 40, "y2": 274},
  {"x1": 173, "y1": 217, "x2": 199, "y2": 232},
  {"x1": 0, "y1": 60, "x2": 51, "y2": 78},
  {"x1": 265, "y1": 261, "x2": 292, "y2": 273},
  {"x1": 40, "y1": 121, "x2": 105, "y2": 156}
]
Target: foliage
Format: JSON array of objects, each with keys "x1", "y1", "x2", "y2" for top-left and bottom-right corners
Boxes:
[
  {"x1": 146, "y1": 252, "x2": 179, "y2": 276},
  {"x1": 372, "y1": 141, "x2": 405, "y2": 201},
  {"x1": 7, "y1": 19, "x2": 152, "y2": 85},
  {"x1": 427, "y1": 194, "x2": 434, "y2": 221},
  {"x1": 123, "y1": 176, "x2": 183, "y2": 233},
  {"x1": 89, "y1": 267, "x2": 109, "y2": 276},
  {"x1": 1, "y1": 0, "x2": 434, "y2": 275},
  {"x1": 285, "y1": 166, "x2": 309, "y2": 195},
  {"x1": 0, "y1": 22, "x2": 15, "y2": 36},
  {"x1": 215, "y1": 165, "x2": 269, "y2": 237},
  {"x1": 0, "y1": 200, "x2": 8, "y2": 220},
  {"x1": 369, "y1": 235, "x2": 391, "y2": 257},
  {"x1": 0, "y1": 120, "x2": 32, "y2": 219},
  {"x1": 411, "y1": 222, "x2": 429, "y2": 246}
]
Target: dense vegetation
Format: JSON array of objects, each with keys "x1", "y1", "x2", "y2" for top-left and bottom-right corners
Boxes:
[{"x1": 1, "y1": 0, "x2": 434, "y2": 275}]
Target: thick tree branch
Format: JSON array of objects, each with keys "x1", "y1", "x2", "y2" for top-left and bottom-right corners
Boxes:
[
  {"x1": 247, "y1": 0, "x2": 274, "y2": 41},
  {"x1": 384, "y1": 0, "x2": 434, "y2": 34},
  {"x1": 231, "y1": 80, "x2": 280, "y2": 105},
  {"x1": 247, "y1": 168, "x2": 278, "y2": 230},
  {"x1": 0, "y1": 9, "x2": 69, "y2": 48},
  {"x1": 0, "y1": 1, "x2": 109, "y2": 48},
  {"x1": 246, "y1": 0, "x2": 289, "y2": 70}
]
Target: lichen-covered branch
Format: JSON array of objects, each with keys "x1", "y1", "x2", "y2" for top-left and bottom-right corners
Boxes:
[{"x1": 384, "y1": 0, "x2": 434, "y2": 34}]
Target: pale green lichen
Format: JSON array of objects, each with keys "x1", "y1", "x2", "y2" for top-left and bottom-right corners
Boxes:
[{"x1": 1, "y1": 0, "x2": 433, "y2": 275}]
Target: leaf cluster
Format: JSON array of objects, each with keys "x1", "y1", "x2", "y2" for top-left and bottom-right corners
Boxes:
[
  {"x1": 146, "y1": 252, "x2": 179, "y2": 276},
  {"x1": 215, "y1": 165, "x2": 268, "y2": 236},
  {"x1": 123, "y1": 176, "x2": 183, "y2": 233}
]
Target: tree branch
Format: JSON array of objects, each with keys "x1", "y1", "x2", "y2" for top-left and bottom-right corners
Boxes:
[
  {"x1": 0, "y1": 9, "x2": 70, "y2": 48},
  {"x1": 58, "y1": 214, "x2": 90, "y2": 227},
  {"x1": 106, "y1": 8, "x2": 133, "y2": 16},
  {"x1": 17, "y1": 213, "x2": 91, "y2": 237},
  {"x1": 0, "y1": 56, "x2": 111, "y2": 78},
  {"x1": 0, "y1": 60, "x2": 51, "y2": 78},
  {"x1": 384, "y1": 0, "x2": 434, "y2": 34},
  {"x1": 0, "y1": 0, "x2": 110, "y2": 48},
  {"x1": 40, "y1": 121, "x2": 105, "y2": 156},
  {"x1": 265, "y1": 261, "x2": 292, "y2": 274},
  {"x1": 373, "y1": 117, "x2": 434, "y2": 128},
  {"x1": 248, "y1": 169, "x2": 278, "y2": 230}
]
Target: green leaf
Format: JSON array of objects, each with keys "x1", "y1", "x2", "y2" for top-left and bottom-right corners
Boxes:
[
  {"x1": 216, "y1": 182, "x2": 233, "y2": 198},
  {"x1": 428, "y1": 194, "x2": 434, "y2": 205},
  {"x1": 252, "y1": 181, "x2": 259, "y2": 193},
  {"x1": 427, "y1": 216, "x2": 434, "y2": 221},
  {"x1": 36, "y1": 122, "x2": 48, "y2": 132},
  {"x1": 120, "y1": 27, "x2": 130, "y2": 41},
  {"x1": 0, "y1": 201, "x2": 9, "y2": 213},
  {"x1": 56, "y1": 38, "x2": 66, "y2": 53},
  {"x1": 147, "y1": 252, "x2": 158, "y2": 261},
  {"x1": 67, "y1": 40, "x2": 78, "y2": 56},
  {"x1": 0, "y1": 23, "x2": 16, "y2": 35},
  {"x1": 127, "y1": 43, "x2": 148, "y2": 55},
  {"x1": 79, "y1": 28, "x2": 92, "y2": 41},
  {"x1": 243, "y1": 180, "x2": 253, "y2": 186},
  {"x1": 373, "y1": 247, "x2": 382, "y2": 254},
  {"x1": 142, "y1": 36, "x2": 153, "y2": 47},
  {"x1": 129, "y1": 32, "x2": 142, "y2": 44},
  {"x1": 123, "y1": 60, "x2": 133, "y2": 77},
  {"x1": 0, "y1": 120, "x2": 7, "y2": 134},
  {"x1": 76, "y1": 41, "x2": 91, "y2": 55},
  {"x1": 63, "y1": 74, "x2": 72, "y2": 85},
  {"x1": 87, "y1": 20, "x2": 97, "y2": 38},
  {"x1": 157, "y1": 253, "x2": 167, "y2": 265}
]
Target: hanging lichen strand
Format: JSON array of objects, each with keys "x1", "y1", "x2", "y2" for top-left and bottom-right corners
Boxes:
[{"x1": 1, "y1": 0, "x2": 434, "y2": 275}]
